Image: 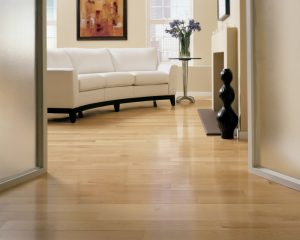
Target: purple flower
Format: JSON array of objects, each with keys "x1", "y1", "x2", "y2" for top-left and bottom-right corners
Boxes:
[
  {"x1": 165, "y1": 19, "x2": 201, "y2": 39},
  {"x1": 188, "y1": 19, "x2": 201, "y2": 31},
  {"x1": 169, "y1": 19, "x2": 180, "y2": 28}
]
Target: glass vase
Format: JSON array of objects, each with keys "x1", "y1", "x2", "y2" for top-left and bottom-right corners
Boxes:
[{"x1": 179, "y1": 34, "x2": 191, "y2": 58}]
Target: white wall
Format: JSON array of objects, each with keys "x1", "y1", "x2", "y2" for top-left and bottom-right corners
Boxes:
[
  {"x1": 56, "y1": 0, "x2": 217, "y2": 93},
  {"x1": 252, "y1": 0, "x2": 300, "y2": 179}
]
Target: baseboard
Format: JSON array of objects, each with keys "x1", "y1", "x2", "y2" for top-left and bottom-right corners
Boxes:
[
  {"x1": 237, "y1": 131, "x2": 248, "y2": 140},
  {"x1": 250, "y1": 167, "x2": 300, "y2": 192},
  {"x1": 176, "y1": 91, "x2": 212, "y2": 97},
  {"x1": 0, "y1": 168, "x2": 46, "y2": 193}
]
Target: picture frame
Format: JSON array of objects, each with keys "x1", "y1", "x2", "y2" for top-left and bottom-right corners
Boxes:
[
  {"x1": 218, "y1": 0, "x2": 230, "y2": 21},
  {"x1": 77, "y1": 0, "x2": 127, "y2": 40}
]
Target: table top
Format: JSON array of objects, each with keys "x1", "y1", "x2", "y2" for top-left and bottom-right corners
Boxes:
[{"x1": 169, "y1": 57, "x2": 202, "y2": 61}]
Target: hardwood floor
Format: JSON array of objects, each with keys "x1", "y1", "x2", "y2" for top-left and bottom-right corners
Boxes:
[{"x1": 1, "y1": 97, "x2": 300, "y2": 240}]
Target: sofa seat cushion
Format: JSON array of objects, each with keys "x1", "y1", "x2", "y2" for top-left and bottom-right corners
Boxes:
[
  {"x1": 78, "y1": 73, "x2": 106, "y2": 92},
  {"x1": 131, "y1": 71, "x2": 169, "y2": 86},
  {"x1": 103, "y1": 72, "x2": 135, "y2": 88}
]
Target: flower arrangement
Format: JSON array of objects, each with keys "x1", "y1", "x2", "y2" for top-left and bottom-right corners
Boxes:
[{"x1": 165, "y1": 19, "x2": 201, "y2": 57}]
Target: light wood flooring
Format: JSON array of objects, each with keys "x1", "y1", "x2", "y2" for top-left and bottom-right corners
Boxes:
[{"x1": 1, "y1": 97, "x2": 300, "y2": 240}]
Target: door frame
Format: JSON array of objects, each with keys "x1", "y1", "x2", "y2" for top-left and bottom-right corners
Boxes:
[
  {"x1": 0, "y1": 0, "x2": 47, "y2": 192},
  {"x1": 246, "y1": 0, "x2": 300, "y2": 191}
]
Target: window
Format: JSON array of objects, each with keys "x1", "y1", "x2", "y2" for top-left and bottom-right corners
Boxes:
[
  {"x1": 47, "y1": 0, "x2": 57, "y2": 48},
  {"x1": 149, "y1": 0, "x2": 193, "y2": 61}
]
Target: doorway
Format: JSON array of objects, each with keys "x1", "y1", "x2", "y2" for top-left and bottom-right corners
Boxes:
[{"x1": 0, "y1": 0, "x2": 46, "y2": 191}]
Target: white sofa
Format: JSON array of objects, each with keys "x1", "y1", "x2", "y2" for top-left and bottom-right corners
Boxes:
[{"x1": 47, "y1": 48, "x2": 177, "y2": 123}]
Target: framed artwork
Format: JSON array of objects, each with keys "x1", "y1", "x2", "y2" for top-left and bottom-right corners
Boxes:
[
  {"x1": 77, "y1": 0, "x2": 127, "y2": 40},
  {"x1": 218, "y1": 0, "x2": 230, "y2": 21}
]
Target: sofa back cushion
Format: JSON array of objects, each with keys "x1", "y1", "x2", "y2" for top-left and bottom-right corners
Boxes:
[
  {"x1": 47, "y1": 49, "x2": 73, "y2": 69},
  {"x1": 64, "y1": 48, "x2": 115, "y2": 74},
  {"x1": 109, "y1": 48, "x2": 158, "y2": 72}
]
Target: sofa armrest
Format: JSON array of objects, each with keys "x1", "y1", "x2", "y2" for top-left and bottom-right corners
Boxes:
[
  {"x1": 158, "y1": 63, "x2": 178, "y2": 95},
  {"x1": 46, "y1": 68, "x2": 78, "y2": 109}
]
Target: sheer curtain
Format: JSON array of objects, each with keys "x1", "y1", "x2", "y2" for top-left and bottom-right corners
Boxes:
[{"x1": 47, "y1": 0, "x2": 57, "y2": 48}]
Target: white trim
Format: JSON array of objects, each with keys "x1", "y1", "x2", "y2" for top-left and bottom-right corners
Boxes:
[
  {"x1": 246, "y1": 0, "x2": 300, "y2": 191},
  {"x1": 246, "y1": 0, "x2": 254, "y2": 171},
  {"x1": 176, "y1": 91, "x2": 212, "y2": 97},
  {"x1": 0, "y1": 169, "x2": 46, "y2": 192},
  {"x1": 250, "y1": 168, "x2": 300, "y2": 191}
]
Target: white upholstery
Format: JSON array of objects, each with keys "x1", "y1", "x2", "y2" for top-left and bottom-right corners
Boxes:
[
  {"x1": 47, "y1": 49, "x2": 73, "y2": 69},
  {"x1": 46, "y1": 48, "x2": 177, "y2": 110},
  {"x1": 109, "y1": 48, "x2": 158, "y2": 72},
  {"x1": 77, "y1": 89, "x2": 105, "y2": 107},
  {"x1": 46, "y1": 69, "x2": 78, "y2": 108},
  {"x1": 65, "y1": 48, "x2": 115, "y2": 74},
  {"x1": 103, "y1": 72, "x2": 135, "y2": 88},
  {"x1": 78, "y1": 73, "x2": 106, "y2": 92},
  {"x1": 131, "y1": 71, "x2": 169, "y2": 86},
  {"x1": 157, "y1": 63, "x2": 178, "y2": 95},
  {"x1": 134, "y1": 85, "x2": 169, "y2": 98},
  {"x1": 105, "y1": 86, "x2": 134, "y2": 101}
]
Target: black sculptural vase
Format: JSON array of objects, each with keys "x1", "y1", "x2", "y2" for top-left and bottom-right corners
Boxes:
[{"x1": 216, "y1": 69, "x2": 238, "y2": 139}]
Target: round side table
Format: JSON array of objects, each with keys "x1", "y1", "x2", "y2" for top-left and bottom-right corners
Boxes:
[{"x1": 169, "y1": 57, "x2": 202, "y2": 103}]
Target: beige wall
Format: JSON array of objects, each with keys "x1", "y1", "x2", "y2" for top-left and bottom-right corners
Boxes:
[
  {"x1": 217, "y1": 0, "x2": 247, "y2": 132},
  {"x1": 253, "y1": 0, "x2": 300, "y2": 179},
  {"x1": 193, "y1": 0, "x2": 217, "y2": 66},
  {"x1": 176, "y1": 66, "x2": 212, "y2": 93},
  {"x1": 57, "y1": 0, "x2": 148, "y2": 48},
  {"x1": 56, "y1": 0, "x2": 217, "y2": 94}
]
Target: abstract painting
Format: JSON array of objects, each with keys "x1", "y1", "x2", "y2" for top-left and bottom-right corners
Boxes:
[{"x1": 77, "y1": 0, "x2": 127, "y2": 40}]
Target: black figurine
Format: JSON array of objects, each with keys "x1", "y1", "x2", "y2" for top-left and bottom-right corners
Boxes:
[{"x1": 217, "y1": 69, "x2": 238, "y2": 139}]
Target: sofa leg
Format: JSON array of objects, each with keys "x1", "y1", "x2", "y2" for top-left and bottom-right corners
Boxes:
[
  {"x1": 153, "y1": 100, "x2": 157, "y2": 108},
  {"x1": 114, "y1": 103, "x2": 120, "y2": 112},
  {"x1": 78, "y1": 111, "x2": 83, "y2": 118},
  {"x1": 170, "y1": 96, "x2": 176, "y2": 106},
  {"x1": 69, "y1": 110, "x2": 77, "y2": 123}
]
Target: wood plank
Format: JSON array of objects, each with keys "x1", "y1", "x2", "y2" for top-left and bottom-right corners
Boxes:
[{"x1": 0, "y1": 97, "x2": 300, "y2": 240}]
